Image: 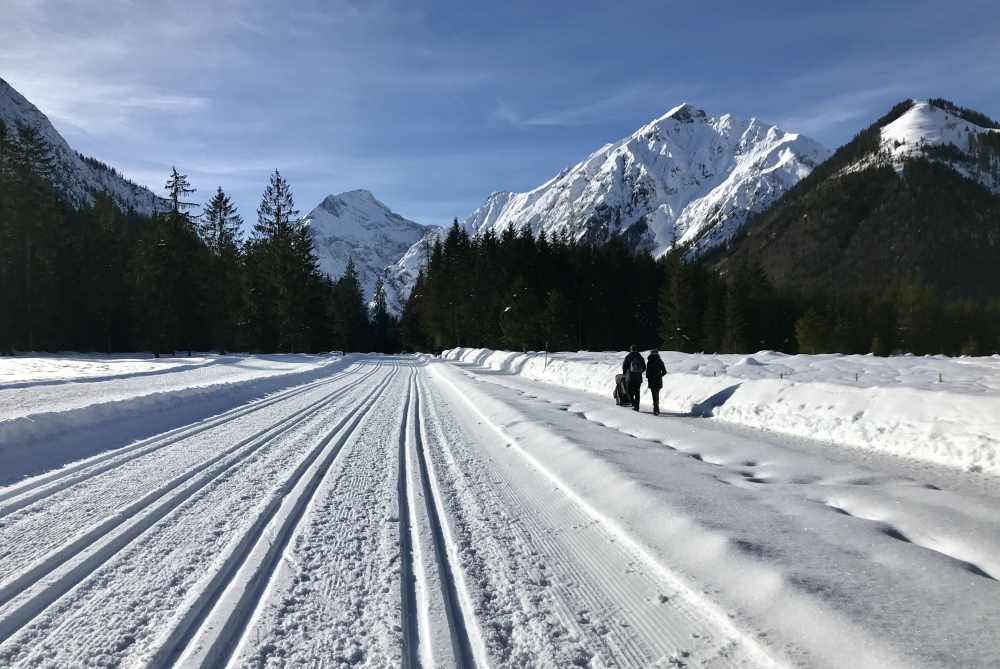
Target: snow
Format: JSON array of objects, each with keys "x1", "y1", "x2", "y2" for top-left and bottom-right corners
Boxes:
[
  {"x1": 0, "y1": 353, "x2": 345, "y2": 484},
  {"x1": 457, "y1": 103, "x2": 829, "y2": 256},
  {"x1": 842, "y1": 100, "x2": 1000, "y2": 192},
  {"x1": 303, "y1": 189, "x2": 431, "y2": 311},
  {"x1": 1, "y1": 355, "x2": 999, "y2": 666},
  {"x1": 432, "y1": 356, "x2": 1000, "y2": 668},
  {"x1": 0, "y1": 77, "x2": 164, "y2": 216},
  {"x1": 386, "y1": 103, "x2": 829, "y2": 303},
  {"x1": 443, "y1": 348, "x2": 1000, "y2": 475}
]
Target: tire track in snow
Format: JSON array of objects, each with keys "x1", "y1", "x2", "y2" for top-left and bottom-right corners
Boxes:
[
  {"x1": 148, "y1": 365, "x2": 399, "y2": 668},
  {"x1": 0, "y1": 364, "x2": 384, "y2": 647},
  {"x1": 0, "y1": 362, "x2": 363, "y2": 517}
]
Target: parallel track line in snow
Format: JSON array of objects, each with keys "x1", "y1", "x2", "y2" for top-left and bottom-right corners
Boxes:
[
  {"x1": 0, "y1": 361, "x2": 363, "y2": 515},
  {"x1": 0, "y1": 365, "x2": 384, "y2": 646},
  {"x1": 409, "y1": 370, "x2": 488, "y2": 668},
  {"x1": 397, "y1": 369, "x2": 421, "y2": 669},
  {"x1": 429, "y1": 362, "x2": 781, "y2": 669},
  {"x1": 152, "y1": 366, "x2": 399, "y2": 669}
]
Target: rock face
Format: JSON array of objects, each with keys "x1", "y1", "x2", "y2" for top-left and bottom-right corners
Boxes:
[
  {"x1": 0, "y1": 77, "x2": 164, "y2": 216},
  {"x1": 303, "y1": 189, "x2": 430, "y2": 311}
]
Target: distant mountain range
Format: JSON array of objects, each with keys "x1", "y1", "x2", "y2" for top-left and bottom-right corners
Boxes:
[
  {"x1": 0, "y1": 77, "x2": 164, "y2": 216},
  {"x1": 459, "y1": 103, "x2": 829, "y2": 254},
  {"x1": 5, "y1": 75, "x2": 998, "y2": 311},
  {"x1": 371, "y1": 103, "x2": 829, "y2": 310}
]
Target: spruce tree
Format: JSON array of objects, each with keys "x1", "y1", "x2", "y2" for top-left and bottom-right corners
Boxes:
[
  {"x1": 331, "y1": 258, "x2": 369, "y2": 351},
  {"x1": 370, "y1": 277, "x2": 393, "y2": 353},
  {"x1": 659, "y1": 252, "x2": 700, "y2": 352},
  {"x1": 246, "y1": 170, "x2": 320, "y2": 352},
  {"x1": 201, "y1": 187, "x2": 245, "y2": 352},
  {"x1": 0, "y1": 121, "x2": 14, "y2": 353},
  {"x1": 10, "y1": 122, "x2": 58, "y2": 351}
]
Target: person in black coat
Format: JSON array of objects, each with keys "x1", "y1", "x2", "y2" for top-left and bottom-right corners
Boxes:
[
  {"x1": 646, "y1": 349, "x2": 667, "y2": 415},
  {"x1": 622, "y1": 345, "x2": 646, "y2": 411}
]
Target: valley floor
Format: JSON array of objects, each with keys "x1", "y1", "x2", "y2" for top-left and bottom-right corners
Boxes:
[{"x1": 0, "y1": 355, "x2": 998, "y2": 667}]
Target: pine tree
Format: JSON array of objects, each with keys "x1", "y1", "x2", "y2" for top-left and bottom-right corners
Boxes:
[
  {"x1": 794, "y1": 307, "x2": 832, "y2": 354},
  {"x1": 162, "y1": 167, "x2": 203, "y2": 355},
  {"x1": 245, "y1": 170, "x2": 321, "y2": 352},
  {"x1": 331, "y1": 258, "x2": 369, "y2": 351},
  {"x1": 0, "y1": 120, "x2": 14, "y2": 354},
  {"x1": 165, "y1": 166, "x2": 197, "y2": 226},
  {"x1": 370, "y1": 277, "x2": 393, "y2": 353},
  {"x1": 200, "y1": 187, "x2": 245, "y2": 352},
  {"x1": 659, "y1": 252, "x2": 700, "y2": 352},
  {"x1": 10, "y1": 122, "x2": 58, "y2": 351}
]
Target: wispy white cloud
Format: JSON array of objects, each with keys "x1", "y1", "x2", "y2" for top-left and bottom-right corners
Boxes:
[{"x1": 494, "y1": 82, "x2": 704, "y2": 129}]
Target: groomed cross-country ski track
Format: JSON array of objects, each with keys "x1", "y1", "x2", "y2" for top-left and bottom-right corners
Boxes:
[{"x1": 1, "y1": 355, "x2": 999, "y2": 668}]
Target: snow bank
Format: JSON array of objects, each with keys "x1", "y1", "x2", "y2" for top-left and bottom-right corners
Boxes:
[
  {"x1": 0, "y1": 354, "x2": 348, "y2": 485},
  {"x1": 442, "y1": 348, "x2": 1000, "y2": 475}
]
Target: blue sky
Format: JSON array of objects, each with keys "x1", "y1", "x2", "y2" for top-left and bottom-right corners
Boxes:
[{"x1": 3, "y1": 0, "x2": 999, "y2": 227}]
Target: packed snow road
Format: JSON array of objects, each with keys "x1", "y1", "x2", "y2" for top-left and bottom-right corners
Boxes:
[{"x1": 0, "y1": 355, "x2": 998, "y2": 668}]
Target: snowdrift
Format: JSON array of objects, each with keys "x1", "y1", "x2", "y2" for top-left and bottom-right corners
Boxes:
[
  {"x1": 0, "y1": 354, "x2": 348, "y2": 484},
  {"x1": 442, "y1": 348, "x2": 1000, "y2": 475}
]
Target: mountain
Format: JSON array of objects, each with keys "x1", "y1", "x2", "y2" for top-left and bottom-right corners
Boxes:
[
  {"x1": 385, "y1": 103, "x2": 829, "y2": 308},
  {"x1": 0, "y1": 77, "x2": 164, "y2": 216},
  {"x1": 851, "y1": 99, "x2": 1000, "y2": 192},
  {"x1": 461, "y1": 103, "x2": 829, "y2": 255},
  {"x1": 712, "y1": 99, "x2": 1000, "y2": 297},
  {"x1": 303, "y1": 189, "x2": 431, "y2": 311}
]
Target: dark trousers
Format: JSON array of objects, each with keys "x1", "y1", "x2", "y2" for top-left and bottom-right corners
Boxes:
[
  {"x1": 626, "y1": 373, "x2": 642, "y2": 411},
  {"x1": 650, "y1": 386, "x2": 661, "y2": 414}
]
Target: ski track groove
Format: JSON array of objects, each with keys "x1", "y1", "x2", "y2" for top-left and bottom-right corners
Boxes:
[
  {"x1": 0, "y1": 364, "x2": 381, "y2": 597},
  {"x1": 420, "y1": 372, "x2": 734, "y2": 667},
  {"x1": 154, "y1": 365, "x2": 399, "y2": 668},
  {"x1": 0, "y1": 356, "x2": 783, "y2": 668},
  {"x1": 0, "y1": 362, "x2": 363, "y2": 516},
  {"x1": 410, "y1": 372, "x2": 488, "y2": 668},
  {"x1": 428, "y1": 362, "x2": 781, "y2": 668},
  {"x1": 0, "y1": 364, "x2": 386, "y2": 660},
  {"x1": 225, "y1": 360, "x2": 415, "y2": 668},
  {"x1": 397, "y1": 369, "x2": 420, "y2": 669}
]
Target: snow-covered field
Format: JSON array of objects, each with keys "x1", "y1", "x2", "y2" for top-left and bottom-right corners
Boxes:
[
  {"x1": 444, "y1": 348, "x2": 1000, "y2": 475},
  {"x1": 0, "y1": 353, "x2": 344, "y2": 484},
  {"x1": 1, "y1": 353, "x2": 999, "y2": 667}
]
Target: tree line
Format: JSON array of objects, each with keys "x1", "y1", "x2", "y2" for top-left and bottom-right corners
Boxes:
[
  {"x1": 0, "y1": 119, "x2": 399, "y2": 355},
  {"x1": 3, "y1": 117, "x2": 996, "y2": 358},
  {"x1": 401, "y1": 222, "x2": 1000, "y2": 356}
]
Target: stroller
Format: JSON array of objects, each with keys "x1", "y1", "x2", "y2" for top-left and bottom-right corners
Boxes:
[{"x1": 613, "y1": 373, "x2": 631, "y2": 406}]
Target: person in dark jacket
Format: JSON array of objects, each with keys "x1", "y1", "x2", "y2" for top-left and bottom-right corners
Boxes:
[
  {"x1": 646, "y1": 349, "x2": 667, "y2": 415},
  {"x1": 622, "y1": 345, "x2": 646, "y2": 411}
]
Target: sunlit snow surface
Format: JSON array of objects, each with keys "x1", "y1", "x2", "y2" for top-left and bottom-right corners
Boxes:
[{"x1": 445, "y1": 348, "x2": 1000, "y2": 475}]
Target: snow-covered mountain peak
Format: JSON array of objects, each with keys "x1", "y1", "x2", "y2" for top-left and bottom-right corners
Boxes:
[
  {"x1": 455, "y1": 104, "x2": 829, "y2": 256},
  {"x1": 304, "y1": 190, "x2": 430, "y2": 310},
  {"x1": 660, "y1": 102, "x2": 708, "y2": 123},
  {"x1": 0, "y1": 77, "x2": 164, "y2": 215},
  {"x1": 852, "y1": 99, "x2": 1000, "y2": 192}
]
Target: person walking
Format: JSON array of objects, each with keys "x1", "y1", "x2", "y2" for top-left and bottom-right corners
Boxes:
[
  {"x1": 622, "y1": 345, "x2": 646, "y2": 412},
  {"x1": 646, "y1": 349, "x2": 667, "y2": 415}
]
